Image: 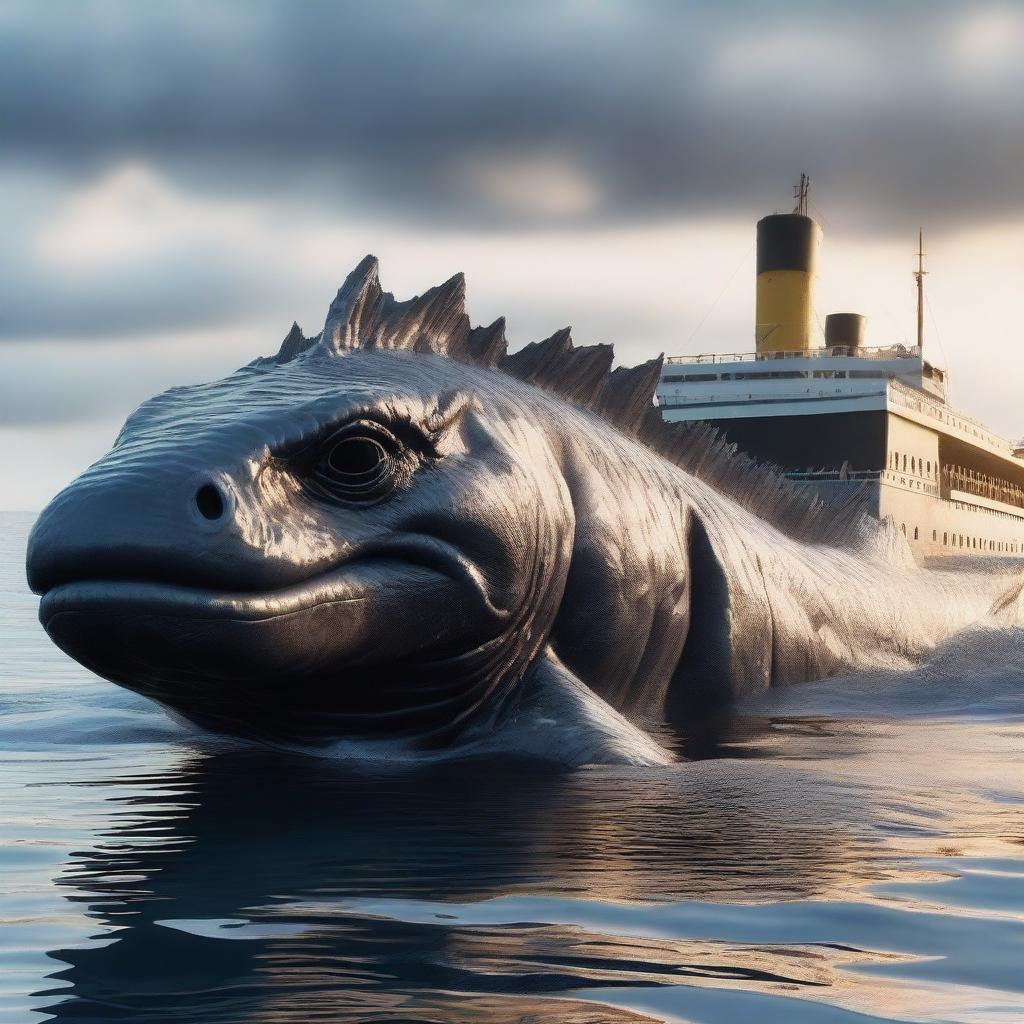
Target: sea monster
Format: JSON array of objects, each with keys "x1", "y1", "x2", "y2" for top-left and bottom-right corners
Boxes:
[{"x1": 26, "y1": 259, "x2": 1024, "y2": 764}]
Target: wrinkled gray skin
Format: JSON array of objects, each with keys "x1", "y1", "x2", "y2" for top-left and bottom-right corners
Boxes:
[{"x1": 26, "y1": 259, "x2": 1024, "y2": 765}]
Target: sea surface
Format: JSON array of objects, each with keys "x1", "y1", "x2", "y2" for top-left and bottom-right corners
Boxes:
[{"x1": 2, "y1": 509, "x2": 1024, "y2": 1024}]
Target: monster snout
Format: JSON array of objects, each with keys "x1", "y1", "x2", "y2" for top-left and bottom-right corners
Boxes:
[{"x1": 26, "y1": 466, "x2": 258, "y2": 596}]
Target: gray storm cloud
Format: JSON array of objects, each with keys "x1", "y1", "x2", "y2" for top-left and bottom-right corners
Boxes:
[
  {"x1": 3, "y1": 0, "x2": 1022, "y2": 231},
  {"x1": 3, "y1": 0, "x2": 1023, "y2": 344},
  {"x1": 4, "y1": 0, "x2": 1024, "y2": 509}
]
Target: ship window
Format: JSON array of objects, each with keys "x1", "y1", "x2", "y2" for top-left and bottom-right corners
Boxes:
[
  {"x1": 901, "y1": 523, "x2": 906, "y2": 535},
  {"x1": 911, "y1": 457, "x2": 916, "y2": 474},
  {"x1": 902, "y1": 455, "x2": 907, "y2": 472},
  {"x1": 733, "y1": 370, "x2": 806, "y2": 380},
  {"x1": 943, "y1": 532, "x2": 948, "y2": 545},
  {"x1": 932, "y1": 530, "x2": 937, "y2": 542},
  {"x1": 914, "y1": 527, "x2": 919, "y2": 540}
]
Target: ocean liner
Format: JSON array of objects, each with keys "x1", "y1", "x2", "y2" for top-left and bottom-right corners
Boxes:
[{"x1": 658, "y1": 177, "x2": 1024, "y2": 558}]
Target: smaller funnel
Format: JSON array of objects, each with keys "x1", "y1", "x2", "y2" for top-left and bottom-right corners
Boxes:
[{"x1": 825, "y1": 313, "x2": 866, "y2": 352}]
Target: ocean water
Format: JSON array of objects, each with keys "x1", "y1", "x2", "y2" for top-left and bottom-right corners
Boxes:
[{"x1": 2, "y1": 509, "x2": 1024, "y2": 1024}]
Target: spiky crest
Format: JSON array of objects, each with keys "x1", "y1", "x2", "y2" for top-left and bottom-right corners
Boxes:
[
  {"x1": 315, "y1": 255, "x2": 475, "y2": 358},
  {"x1": 271, "y1": 257, "x2": 870, "y2": 545},
  {"x1": 276, "y1": 321, "x2": 316, "y2": 362}
]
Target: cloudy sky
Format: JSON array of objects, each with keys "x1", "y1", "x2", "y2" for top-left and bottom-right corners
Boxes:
[{"x1": 4, "y1": 1, "x2": 1024, "y2": 507}]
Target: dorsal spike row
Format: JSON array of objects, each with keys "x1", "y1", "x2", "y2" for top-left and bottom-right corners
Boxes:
[
  {"x1": 465, "y1": 317, "x2": 508, "y2": 367},
  {"x1": 276, "y1": 321, "x2": 317, "y2": 364},
  {"x1": 269, "y1": 257, "x2": 871, "y2": 545},
  {"x1": 310, "y1": 256, "x2": 472, "y2": 358},
  {"x1": 374, "y1": 272, "x2": 470, "y2": 355},
  {"x1": 499, "y1": 330, "x2": 618, "y2": 416},
  {"x1": 596, "y1": 356, "x2": 664, "y2": 435},
  {"x1": 499, "y1": 327, "x2": 573, "y2": 383},
  {"x1": 547, "y1": 342, "x2": 616, "y2": 407},
  {"x1": 321, "y1": 255, "x2": 384, "y2": 352}
]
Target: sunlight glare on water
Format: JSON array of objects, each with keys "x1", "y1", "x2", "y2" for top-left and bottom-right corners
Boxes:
[{"x1": 2, "y1": 511, "x2": 1024, "y2": 1023}]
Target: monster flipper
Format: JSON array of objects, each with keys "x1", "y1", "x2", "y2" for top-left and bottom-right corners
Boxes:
[{"x1": 466, "y1": 650, "x2": 675, "y2": 767}]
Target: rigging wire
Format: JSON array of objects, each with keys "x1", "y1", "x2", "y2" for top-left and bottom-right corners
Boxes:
[
  {"x1": 681, "y1": 238, "x2": 756, "y2": 350},
  {"x1": 924, "y1": 292, "x2": 952, "y2": 398}
]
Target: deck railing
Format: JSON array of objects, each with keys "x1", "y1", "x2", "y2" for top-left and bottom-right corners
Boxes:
[
  {"x1": 943, "y1": 465, "x2": 1024, "y2": 510},
  {"x1": 665, "y1": 345, "x2": 921, "y2": 366},
  {"x1": 786, "y1": 469, "x2": 939, "y2": 497},
  {"x1": 887, "y1": 380, "x2": 1014, "y2": 454},
  {"x1": 784, "y1": 469, "x2": 881, "y2": 482}
]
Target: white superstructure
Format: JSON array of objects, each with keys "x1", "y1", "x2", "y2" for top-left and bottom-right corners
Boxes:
[{"x1": 657, "y1": 186, "x2": 1024, "y2": 557}]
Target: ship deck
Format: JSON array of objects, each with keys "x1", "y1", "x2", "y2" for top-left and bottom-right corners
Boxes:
[{"x1": 657, "y1": 346, "x2": 1024, "y2": 557}]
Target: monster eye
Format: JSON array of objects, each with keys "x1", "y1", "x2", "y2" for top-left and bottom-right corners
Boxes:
[
  {"x1": 310, "y1": 421, "x2": 405, "y2": 504},
  {"x1": 326, "y1": 435, "x2": 386, "y2": 477}
]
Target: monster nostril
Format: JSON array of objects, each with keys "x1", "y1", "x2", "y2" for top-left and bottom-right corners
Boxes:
[{"x1": 195, "y1": 483, "x2": 225, "y2": 521}]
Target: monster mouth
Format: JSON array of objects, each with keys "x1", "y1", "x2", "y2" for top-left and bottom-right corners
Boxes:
[
  {"x1": 36, "y1": 560, "x2": 423, "y2": 704},
  {"x1": 36, "y1": 535, "x2": 499, "y2": 629},
  {"x1": 35, "y1": 550, "x2": 507, "y2": 744},
  {"x1": 39, "y1": 571, "x2": 370, "y2": 629}
]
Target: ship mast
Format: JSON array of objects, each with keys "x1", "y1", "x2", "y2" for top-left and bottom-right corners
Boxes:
[
  {"x1": 914, "y1": 229, "x2": 927, "y2": 354},
  {"x1": 793, "y1": 172, "x2": 810, "y2": 216}
]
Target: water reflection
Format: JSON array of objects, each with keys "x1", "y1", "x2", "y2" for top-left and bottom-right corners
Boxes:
[{"x1": 37, "y1": 744, "x2": 900, "y2": 1023}]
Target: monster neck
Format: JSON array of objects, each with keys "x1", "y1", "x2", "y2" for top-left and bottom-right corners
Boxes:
[{"x1": 544, "y1": 412, "x2": 763, "y2": 719}]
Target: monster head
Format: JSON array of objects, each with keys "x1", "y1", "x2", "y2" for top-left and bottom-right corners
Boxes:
[{"x1": 27, "y1": 257, "x2": 611, "y2": 744}]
